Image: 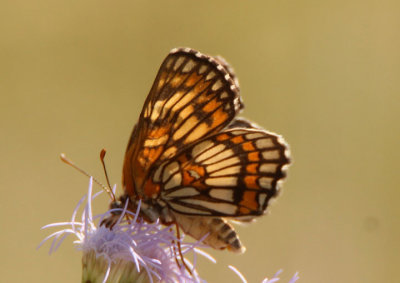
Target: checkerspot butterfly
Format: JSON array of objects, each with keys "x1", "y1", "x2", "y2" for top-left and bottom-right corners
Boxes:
[{"x1": 106, "y1": 48, "x2": 290, "y2": 253}]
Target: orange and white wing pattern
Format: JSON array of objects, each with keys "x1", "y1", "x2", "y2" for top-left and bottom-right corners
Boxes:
[
  {"x1": 123, "y1": 48, "x2": 243, "y2": 198},
  {"x1": 153, "y1": 121, "x2": 290, "y2": 219},
  {"x1": 117, "y1": 48, "x2": 291, "y2": 253}
]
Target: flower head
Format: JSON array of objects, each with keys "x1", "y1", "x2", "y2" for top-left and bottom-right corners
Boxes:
[
  {"x1": 39, "y1": 178, "x2": 211, "y2": 283},
  {"x1": 39, "y1": 177, "x2": 299, "y2": 283},
  {"x1": 262, "y1": 270, "x2": 300, "y2": 283},
  {"x1": 229, "y1": 266, "x2": 299, "y2": 283}
]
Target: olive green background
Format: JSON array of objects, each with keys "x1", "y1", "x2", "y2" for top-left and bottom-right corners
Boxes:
[{"x1": 1, "y1": 1, "x2": 399, "y2": 282}]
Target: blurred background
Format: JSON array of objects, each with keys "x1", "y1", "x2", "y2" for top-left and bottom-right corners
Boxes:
[{"x1": 1, "y1": 0, "x2": 399, "y2": 282}]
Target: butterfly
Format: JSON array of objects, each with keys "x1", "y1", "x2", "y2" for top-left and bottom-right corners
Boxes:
[{"x1": 105, "y1": 47, "x2": 290, "y2": 253}]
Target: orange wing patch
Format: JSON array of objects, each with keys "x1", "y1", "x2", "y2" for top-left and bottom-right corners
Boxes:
[
  {"x1": 248, "y1": 151, "x2": 260, "y2": 162},
  {"x1": 240, "y1": 191, "x2": 258, "y2": 211},
  {"x1": 246, "y1": 163, "x2": 258, "y2": 174},
  {"x1": 232, "y1": 135, "x2": 245, "y2": 144},
  {"x1": 216, "y1": 133, "x2": 230, "y2": 141},
  {"x1": 242, "y1": 141, "x2": 256, "y2": 151},
  {"x1": 244, "y1": 175, "x2": 259, "y2": 189}
]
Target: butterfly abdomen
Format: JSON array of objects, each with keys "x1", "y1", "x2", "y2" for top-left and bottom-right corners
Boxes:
[{"x1": 172, "y1": 213, "x2": 245, "y2": 253}]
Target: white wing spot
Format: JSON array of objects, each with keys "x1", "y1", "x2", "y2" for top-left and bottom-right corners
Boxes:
[
  {"x1": 259, "y1": 177, "x2": 273, "y2": 189},
  {"x1": 209, "y1": 165, "x2": 241, "y2": 177},
  {"x1": 188, "y1": 170, "x2": 201, "y2": 180},
  {"x1": 220, "y1": 91, "x2": 229, "y2": 99},
  {"x1": 192, "y1": 140, "x2": 214, "y2": 158},
  {"x1": 196, "y1": 144, "x2": 225, "y2": 163},
  {"x1": 144, "y1": 134, "x2": 168, "y2": 147},
  {"x1": 199, "y1": 65, "x2": 208, "y2": 74},
  {"x1": 164, "y1": 187, "x2": 199, "y2": 198},
  {"x1": 205, "y1": 176, "x2": 238, "y2": 187},
  {"x1": 255, "y1": 138, "x2": 274, "y2": 149},
  {"x1": 164, "y1": 172, "x2": 182, "y2": 190},
  {"x1": 174, "y1": 57, "x2": 185, "y2": 71},
  {"x1": 209, "y1": 189, "x2": 235, "y2": 202},
  {"x1": 206, "y1": 157, "x2": 241, "y2": 173},
  {"x1": 202, "y1": 148, "x2": 234, "y2": 165},
  {"x1": 162, "y1": 161, "x2": 180, "y2": 182},
  {"x1": 258, "y1": 193, "x2": 267, "y2": 207},
  {"x1": 262, "y1": 150, "x2": 281, "y2": 160},
  {"x1": 206, "y1": 71, "x2": 216, "y2": 81},
  {"x1": 246, "y1": 132, "x2": 265, "y2": 140},
  {"x1": 150, "y1": 99, "x2": 166, "y2": 121},
  {"x1": 259, "y1": 163, "x2": 278, "y2": 174},
  {"x1": 211, "y1": 79, "x2": 223, "y2": 91},
  {"x1": 182, "y1": 59, "x2": 196, "y2": 73}
]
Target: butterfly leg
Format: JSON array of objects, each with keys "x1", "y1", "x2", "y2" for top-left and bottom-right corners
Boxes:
[
  {"x1": 171, "y1": 229, "x2": 183, "y2": 270},
  {"x1": 175, "y1": 222, "x2": 193, "y2": 275}
]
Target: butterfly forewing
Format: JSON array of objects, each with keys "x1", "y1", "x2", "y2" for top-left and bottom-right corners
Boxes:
[{"x1": 124, "y1": 48, "x2": 243, "y2": 198}]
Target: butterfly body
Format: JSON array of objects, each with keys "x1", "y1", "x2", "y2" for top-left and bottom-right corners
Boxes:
[{"x1": 109, "y1": 48, "x2": 290, "y2": 253}]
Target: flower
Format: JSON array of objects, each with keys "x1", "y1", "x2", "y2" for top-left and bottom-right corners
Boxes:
[
  {"x1": 262, "y1": 270, "x2": 300, "y2": 283},
  {"x1": 229, "y1": 266, "x2": 299, "y2": 283},
  {"x1": 39, "y1": 177, "x2": 299, "y2": 283},
  {"x1": 39, "y1": 178, "x2": 212, "y2": 283}
]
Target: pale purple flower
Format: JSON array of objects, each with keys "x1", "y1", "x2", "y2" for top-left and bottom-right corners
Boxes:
[
  {"x1": 262, "y1": 270, "x2": 300, "y2": 283},
  {"x1": 229, "y1": 266, "x2": 299, "y2": 283},
  {"x1": 39, "y1": 177, "x2": 299, "y2": 283},
  {"x1": 39, "y1": 178, "x2": 212, "y2": 283}
]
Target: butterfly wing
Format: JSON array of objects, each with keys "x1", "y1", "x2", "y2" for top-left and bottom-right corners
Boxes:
[
  {"x1": 154, "y1": 122, "x2": 291, "y2": 219},
  {"x1": 123, "y1": 48, "x2": 243, "y2": 199}
]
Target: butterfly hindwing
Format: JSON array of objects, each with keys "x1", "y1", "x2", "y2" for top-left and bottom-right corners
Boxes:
[{"x1": 155, "y1": 125, "x2": 290, "y2": 219}]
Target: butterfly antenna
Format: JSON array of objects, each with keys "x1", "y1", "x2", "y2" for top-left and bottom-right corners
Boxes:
[
  {"x1": 100, "y1": 149, "x2": 116, "y2": 202},
  {"x1": 60, "y1": 153, "x2": 115, "y2": 201}
]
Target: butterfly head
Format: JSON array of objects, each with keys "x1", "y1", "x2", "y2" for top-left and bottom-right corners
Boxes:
[{"x1": 103, "y1": 192, "x2": 171, "y2": 228}]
